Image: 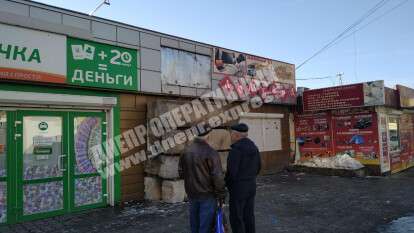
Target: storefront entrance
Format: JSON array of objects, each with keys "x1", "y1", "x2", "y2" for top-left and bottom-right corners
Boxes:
[{"x1": 1, "y1": 110, "x2": 108, "y2": 223}]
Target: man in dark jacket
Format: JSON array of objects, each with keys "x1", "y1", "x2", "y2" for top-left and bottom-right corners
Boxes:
[
  {"x1": 226, "y1": 123, "x2": 261, "y2": 233},
  {"x1": 179, "y1": 129, "x2": 226, "y2": 233}
]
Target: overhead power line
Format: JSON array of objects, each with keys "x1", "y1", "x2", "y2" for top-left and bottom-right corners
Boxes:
[
  {"x1": 296, "y1": 76, "x2": 334, "y2": 81},
  {"x1": 297, "y1": 73, "x2": 344, "y2": 85},
  {"x1": 327, "y1": 0, "x2": 409, "y2": 50},
  {"x1": 296, "y1": 0, "x2": 391, "y2": 70}
]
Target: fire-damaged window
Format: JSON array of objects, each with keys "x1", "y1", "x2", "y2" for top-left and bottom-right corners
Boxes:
[
  {"x1": 161, "y1": 47, "x2": 211, "y2": 88},
  {"x1": 388, "y1": 117, "x2": 401, "y2": 152}
]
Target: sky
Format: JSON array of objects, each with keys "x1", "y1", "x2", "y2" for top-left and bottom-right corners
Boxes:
[{"x1": 34, "y1": 0, "x2": 414, "y2": 89}]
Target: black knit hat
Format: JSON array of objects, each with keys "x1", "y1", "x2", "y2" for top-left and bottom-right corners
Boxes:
[{"x1": 230, "y1": 123, "x2": 249, "y2": 133}]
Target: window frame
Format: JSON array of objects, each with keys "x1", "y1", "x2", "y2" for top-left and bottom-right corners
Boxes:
[{"x1": 387, "y1": 116, "x2": 401, "y2": 152}]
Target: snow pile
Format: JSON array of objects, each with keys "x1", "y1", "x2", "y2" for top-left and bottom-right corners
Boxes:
[
  {"x1": 297, "y1": 154, "x2": 364, "y2": 170},
  {"x1": 378, "y1": 215, "x2": 414, "y2": 233}
]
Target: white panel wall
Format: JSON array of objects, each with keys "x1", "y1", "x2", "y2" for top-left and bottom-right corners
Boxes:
[{"x1": 240, "y1": 114, "x2": 284, "y2": 152}]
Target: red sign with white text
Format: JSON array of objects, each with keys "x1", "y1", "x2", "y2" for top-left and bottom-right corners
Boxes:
[
  {"x1": 331, "y1": 108, "x2": 380, "y2": 163},
  {"x1": 303, "y1": 84, "x2": 364, "y2": 112},
  {"x1": 295, "y1": 108, "x2": 381, "y2": 165}
]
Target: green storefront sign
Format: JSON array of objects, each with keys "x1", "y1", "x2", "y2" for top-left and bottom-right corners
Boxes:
[{"x1": 67, "y1": 37, "x2": 139, "y2": 91}]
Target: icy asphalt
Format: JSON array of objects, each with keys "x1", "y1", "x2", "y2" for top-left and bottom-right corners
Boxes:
[{"x1": 2, "y1": 168, "x2": 414, "y2": 233}]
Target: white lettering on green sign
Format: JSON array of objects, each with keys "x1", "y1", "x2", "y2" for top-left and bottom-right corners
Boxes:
[
  {"x1": 72, "y1": 70, "x2": 133, "y2": 86},
  {"x1": 67, "y1": 37, "x2": 139, "y2": 91},
  {"x1": 0, "y1": 43, "x2": 41, "y2": 63}
]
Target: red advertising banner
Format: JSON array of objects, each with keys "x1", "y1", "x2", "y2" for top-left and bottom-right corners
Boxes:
[
  {"x1": 295, "y1": 107, "x2": 381, "y2": 165},
  {"x1": 331, "y1": 108, "x2": 380, "y2": 164},
  {"x1": 379, "y1": 115, "x2": 390, "y2": 173},
  {"x1": 400, "y1": 114, "x2": 414, "y2": 168},
  {"x1": 303, "y1": 84, "x2": 364, "y2": 112},
  {"x1": 295, "y1": 112, "x2": 333, "y2": 160},
  {"x1": 303, "y1": 81, "x2": 385, "y2": 112}
]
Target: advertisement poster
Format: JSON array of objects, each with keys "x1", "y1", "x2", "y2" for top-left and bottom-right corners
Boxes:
[
  {"x1": 272, "y1": 60, "x2": 296, "y2": 85},
  {"x1": 397, "y1": 85, "x2": 414, "y2": 108},
  {"x1": 218, "y1": 76, "x2": 296, "y2": 104},
  {"x1": 0, "y1": 24, "x2": 140, "y2": 91},
  {"x1": 331, "y1": 108, "x2": 380, "y2": 164},
  {"x1": 246, "y1": 55, "x2": 274, "y2": 82},
  {"x1": 214, "y1": 48, "x2": 247, "y2": 77},
  {"x1": 246, "y1": 55, "x2": 295, "y2": 85},
  {"x1": 303, "y1": 84, "x2": 365, "y2": 112},
  {"x1": 379, "y1": 115, "x2": 390, "y2": 173},
  {"x1": 295, "y1": 112, "x2": 333, "y2": 160},
  {"x1": 303, "y1": 81, "x2": 385, "y2": 112},
  {"x1": 257, "y1": 82, "x2": 296, "y2": 104},
  {"x1": 0, "y1": 23, "x2": 66, "y2": 84},
  {"x1": 400, "y1": 114, "x2": 413, "y2": 168},
  {"x1": 67, "y1": 37, "x2": 139, "y2": 91}
]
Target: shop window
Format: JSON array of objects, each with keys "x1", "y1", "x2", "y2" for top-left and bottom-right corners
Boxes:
[
  {"x1": 388, "y1": 117, "x2": 400, "y2": 152},
  {"x1": 161, "y1": 47, "x2": 211, "y2": 88}
]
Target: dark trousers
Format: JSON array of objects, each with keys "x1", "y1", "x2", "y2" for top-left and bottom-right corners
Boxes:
[
  {"x1": 189, "y1": 198, "x2": 216, "y2": 233},
  {"x1": 229, "y1": 195, "x2": 256, "y2": 233}
]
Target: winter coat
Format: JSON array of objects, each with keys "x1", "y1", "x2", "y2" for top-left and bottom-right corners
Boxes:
[
  {"x1": 179, "y1": 138, "x2": 226, "y2": 200},
  {"x1": 225, "y1": 137, "x2": 261, "y2": 200}
]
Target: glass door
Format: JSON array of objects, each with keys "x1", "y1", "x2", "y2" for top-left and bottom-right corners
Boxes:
[
  {"x1": 69, "y1": 112, "x2": 107, "y2": 211},
  {"x1": 0, "y1": 111, "x2": 7, "y2": 224},
  {"x1": 16, "y1": 111, "x2": 68, "y2": 221}
]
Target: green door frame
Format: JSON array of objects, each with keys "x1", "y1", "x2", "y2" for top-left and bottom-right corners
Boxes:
[
  {"x1": 13, "y1": 110, "x2": 110, "y2": 223},
  {"x1": 16, "y1": 110, "x2": 69, "y2": 222},
  {"x1": 1, "y1": 111, "x2": 15, "y2": 224},
  {"x1": 0, "y1": 82, "x2": 122, "y2": 225}
]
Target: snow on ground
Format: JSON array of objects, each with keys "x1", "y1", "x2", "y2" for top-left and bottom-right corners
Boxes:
[
  {"x1": 296, "y1": 153, "x2": 364, "y2": 170},
  {"x1": 378, "y1": 215, "x2": 414, "y2": 233}
]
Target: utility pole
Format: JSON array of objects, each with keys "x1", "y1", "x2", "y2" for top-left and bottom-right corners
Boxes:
[
  {"x1": 337, "y1": 73, "x2": 344, "y2": 85},
  {"x1": 89, "y1": 0, "x2": 110, "y2": 16}
]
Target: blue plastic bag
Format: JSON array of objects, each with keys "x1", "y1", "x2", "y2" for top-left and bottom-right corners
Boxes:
[{"x1": 215, "y1": 207, "x2": 225, "y2": 233}]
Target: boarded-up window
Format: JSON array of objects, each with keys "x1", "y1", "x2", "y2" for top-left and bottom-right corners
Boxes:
[
  {"x1": 161, "y1": 47, "x2": 211, "y2": 88},
  {"x1": 240, "y1": 114, "x2": 283, "y2": 152}
]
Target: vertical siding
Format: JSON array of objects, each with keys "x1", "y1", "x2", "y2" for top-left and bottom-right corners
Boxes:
[{"x1": 119, "y1": 94, "x2": 148, "y2": 202}]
